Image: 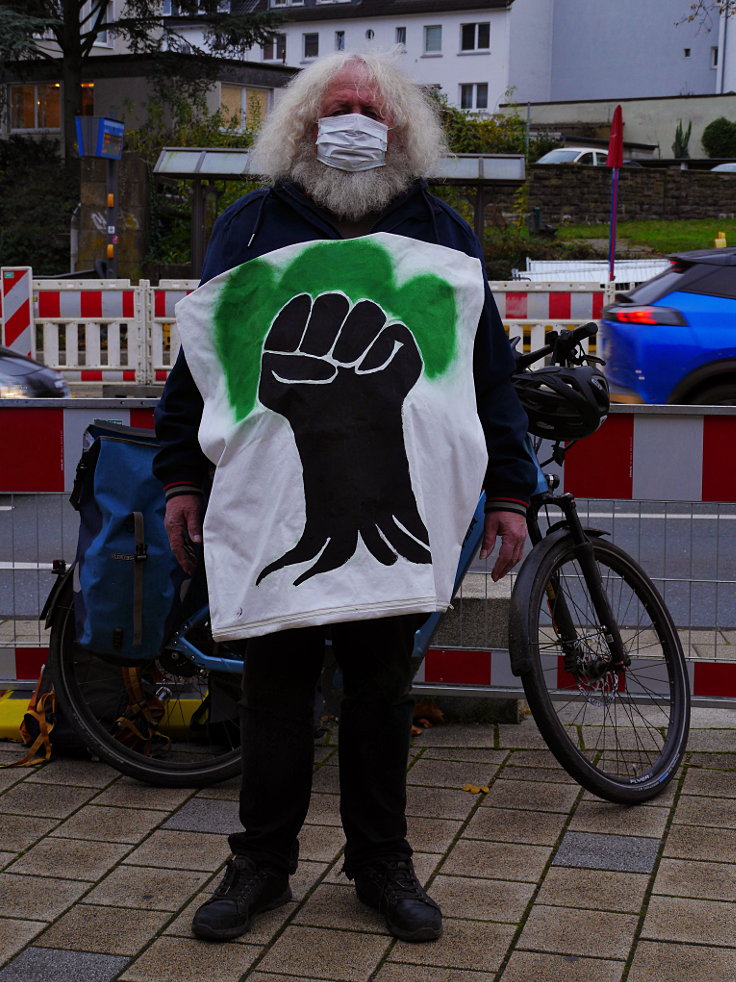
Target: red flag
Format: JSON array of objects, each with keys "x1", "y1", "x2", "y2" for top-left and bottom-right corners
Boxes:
[{"x1": 607, "y1": 105, "x2": 624, "y2": 168}]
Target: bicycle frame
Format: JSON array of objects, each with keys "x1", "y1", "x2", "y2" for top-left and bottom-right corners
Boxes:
[{"x1": 526, "y1": 489, "x2": 629, "y2": 672}]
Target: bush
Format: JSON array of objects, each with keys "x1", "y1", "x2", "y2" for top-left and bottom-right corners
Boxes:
[
  {"x1": 431, "y1": 91, "x2": 558, "y2": 161},
  {"x1": 0, "y1": 137, "x2": 79, "y2": 274},
  {"x1": 702, "y1": 116, "x2": 736, "y2": 158},
  {"x1": 125, "y1": 96, "x2": 262, "y2": 268}
]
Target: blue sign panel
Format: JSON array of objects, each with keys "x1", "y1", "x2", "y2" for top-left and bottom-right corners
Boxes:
[{"x1": 75, "y1": 117, "x2": 125, "y2": 159}]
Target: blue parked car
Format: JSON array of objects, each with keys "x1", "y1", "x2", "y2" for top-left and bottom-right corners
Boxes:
[{"x1": 599, "y1": 247, "x2": 736, "y2": 405}]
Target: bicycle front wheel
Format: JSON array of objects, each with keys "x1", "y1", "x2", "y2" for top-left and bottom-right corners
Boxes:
[
  {"x1": 511, "y1": 535, "x2": 690, "y2": 804},
  {"x1": 49, "y1": 581, "x2": 243, "y2": 787}
]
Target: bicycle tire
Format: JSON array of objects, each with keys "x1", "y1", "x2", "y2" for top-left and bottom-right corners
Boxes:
[
  {"x1": 48, "y1": 580, "x2": 243, "y2": 787},
  {"x1": 510, "y1": 535, "x2": 690, "y2": 804}
]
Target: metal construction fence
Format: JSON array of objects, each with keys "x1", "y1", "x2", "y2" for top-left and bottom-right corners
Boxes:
[
  {"x1": 1, "y1": 402, "x2": 735, "y2": 705},
  {"x1": 513, "y1": 258, "x2": 671, "y2": 292},
  {"x1": 1, "y1": 268, "x2": 616, "y2": 388}
]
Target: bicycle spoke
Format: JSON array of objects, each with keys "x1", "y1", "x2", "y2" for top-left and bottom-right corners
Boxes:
[
  {"x1": 515, "y1": 536, "x2": 689, "y2": 802},
  {"x1": 50, "y1": 587, "x2": 242, "y2": 787}
]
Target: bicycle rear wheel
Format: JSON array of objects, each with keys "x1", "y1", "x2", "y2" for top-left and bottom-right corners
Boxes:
[
  {"x1": 510, "y1": 535, "x2": 690, "y2": 803},
  {"x1": 49, "y1": 580, "x2": 242, "y2": 787}
]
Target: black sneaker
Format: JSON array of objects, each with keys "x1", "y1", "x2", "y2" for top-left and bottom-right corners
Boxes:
[
  {"x1": 353, "y1": 858, "x2": 442, "y2": 942},
  {"x1": 192, "y1": 856, "x2": 292, "y2": 941}
]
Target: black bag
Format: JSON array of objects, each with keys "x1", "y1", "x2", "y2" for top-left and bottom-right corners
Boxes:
[{"x1": 11, "y1": 665, "x2": 90, "y2": 765}]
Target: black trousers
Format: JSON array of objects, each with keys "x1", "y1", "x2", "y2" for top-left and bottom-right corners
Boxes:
[{"x1": 227, "y1": 613, "x2": 423, "y2": 877}]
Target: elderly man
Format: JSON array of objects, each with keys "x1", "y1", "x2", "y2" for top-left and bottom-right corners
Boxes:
[{"x1": 154, "y1": 52, "x2": 537, "y2": 944}]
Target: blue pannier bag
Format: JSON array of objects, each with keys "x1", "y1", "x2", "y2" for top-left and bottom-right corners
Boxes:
[{"x1": 70, "y1": 420, "x2": 182, "y2": 661}]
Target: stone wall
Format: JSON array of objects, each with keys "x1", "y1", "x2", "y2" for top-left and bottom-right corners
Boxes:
[{"x1": 490, "y1": 165, "x2": 736, "y2": 225}]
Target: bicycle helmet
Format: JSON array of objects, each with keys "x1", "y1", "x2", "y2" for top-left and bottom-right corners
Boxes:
[{"x1": 512, "y1": 365, "x2": 610, "y2": 440}]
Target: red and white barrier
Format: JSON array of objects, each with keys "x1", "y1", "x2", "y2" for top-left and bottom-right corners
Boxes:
[
  {"x1": 494, "y1": 283, "x2": 610, "y2": 322},
  {"x1": 150, "y1": 281, "x2": 193, "y2": 381},
  {"x1": 1, "y1": 402, "x2": 155, "y2": 494},
  {"x1": 37, "y1": 288, "x2": 136, "y2": 320},
  {"x1": 5, "y1": 401, "x2": 732, "y2": 502},
  {"x1": 1, "y1": 270, "x2": 613, "y2": 387},
  {"x1": 414, "y1": 647, "x2": 736, "y2": 700},
  {"x1": 495, "y1": 281, "x2": 614, "y2": 355},
  {"x1": 563, "y1": 409, "x2": 736, "y2": 503},
  {"x1": 3, "y1": 397, "x2": 734, "y2": 699},
  {"x1": 33, "y1": 278, "x2": 146, "y2": 385},
  {"x1": 1, "y1": 267, "x2": 34, "y2": 357}
]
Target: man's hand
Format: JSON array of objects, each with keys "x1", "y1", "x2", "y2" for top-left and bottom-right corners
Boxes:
[
  {"x1": 479, "y1": 510, "x2": 527, "y2": 582},
  {"x1": 164, "y1": 494, "x2": 203, "y2": 575}
]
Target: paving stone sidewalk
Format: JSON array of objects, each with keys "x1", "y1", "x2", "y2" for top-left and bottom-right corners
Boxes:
[{"x1": 1, "y1": 708, "x2": 736, "y2": 982}]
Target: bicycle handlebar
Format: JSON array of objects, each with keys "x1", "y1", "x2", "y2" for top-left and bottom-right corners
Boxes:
[{"x1": 514, "y1": 321, "x2": 599, "y2": 371}]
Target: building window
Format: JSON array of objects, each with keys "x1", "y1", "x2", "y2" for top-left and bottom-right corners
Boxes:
[
  {"x1": 80, "y1": 81, "x2": 95, "y2": 116},
  {"x1": 304, "y1": 33, "x2": 319, "y2": 59},
  {"x1": 684, "y1": 48, "x2": 691, "y2": 57},
  {"x1": 263, "y1": 32, "x2": 286, "y2": 61},
  {"x1": 335, "y1": 30, "x2": 345, "y2": 50},
  {"x1": 220, "y1": 85, "x2": 270, "y2": 131},
  {"x1": 164, "y1": 1, "x2": 231, "y2": 11},
  {"x1": 711, "y1": 46, "x2": 719, "y2": 68},
  {"x1": 460, "y1": 22, "x2": 490, "y2": 51},
  {"x1": 9, "y1": 82, "x2": 93, "y2": 130},
  {"x1": 10, "y1": 83, "x2": 57, "y2": 130},
  {"x1": 460, "y1": 82, "x2": 488, "y2": 110},
  {"x1": 424, "y1": 25, "x2": 442, "y2": 54},
  {"x1": 395, "y1": 26, "x2": 406, "y2": 46},
  {"x1": 84, "y1": 0, "x2": 112, "y2": 45},
  {"x1": 10, "y1": 84, "x2": 59, "y2": 130},
  {"x1": 270, "y1": 0, "x2": 303, "y2": 7}
]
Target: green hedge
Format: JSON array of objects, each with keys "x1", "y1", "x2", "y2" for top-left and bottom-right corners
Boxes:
[{"x1": 0, "y1": 137, "x2": 79, "y2": 275}]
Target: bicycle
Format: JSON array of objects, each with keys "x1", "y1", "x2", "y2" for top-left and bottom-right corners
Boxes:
[
  {"x1": 508, "y1": 324, "x2": 690, "y2": 804},
  {"x1": 44, "y1": 322, "x2": 690, "y2": 800}
]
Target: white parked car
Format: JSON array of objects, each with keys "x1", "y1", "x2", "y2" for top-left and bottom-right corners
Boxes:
[{"x1": 535, "y1": 147, "x2": 609, "y2": 166}]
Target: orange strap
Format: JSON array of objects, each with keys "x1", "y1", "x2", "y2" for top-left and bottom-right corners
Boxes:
[
  {"x1": 114, "y1": 667, "x2": 170, "y2": 757},
  {"x1": 2, "y1": 690, "x2": 56, "y2": 767}
]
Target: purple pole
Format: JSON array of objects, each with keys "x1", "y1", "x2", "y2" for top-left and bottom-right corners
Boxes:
[{"x1": 608, "y1": 167, "x2": 620, "y2": 282}]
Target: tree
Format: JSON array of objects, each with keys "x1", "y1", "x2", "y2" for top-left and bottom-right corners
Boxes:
[
  {"x1": 701, "y1": 116, "x2": 736, "y2": 156},
  {"x1": 0, "y1": 1, "x2": 280, "y2": 160},
  {"x1": 672, "y1": 119, "x2": 692, "y2": 158}
]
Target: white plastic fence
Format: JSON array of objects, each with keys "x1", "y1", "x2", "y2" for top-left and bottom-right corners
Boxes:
[
  {"x1": 1, "y1": 268, "x2": 615, "y2": 387},
  {"x1": 514, "y1": 258, "x2": 670, "y2": 291},
  {"x1": 35, "y1": 280, "x2": 145, "y2": 384}
]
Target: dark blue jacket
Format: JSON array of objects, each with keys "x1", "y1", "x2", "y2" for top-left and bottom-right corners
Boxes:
[{"x1": 154, "y1": 179, "x2": 537, "y2": 509}]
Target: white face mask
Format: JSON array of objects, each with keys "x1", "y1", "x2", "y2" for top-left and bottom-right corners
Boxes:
[{"x1": 316, "y1": 113, "x2": 389, "y2": 172}]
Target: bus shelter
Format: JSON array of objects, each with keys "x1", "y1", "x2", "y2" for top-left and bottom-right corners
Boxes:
[{"x1": 153, "y1": 148, "x2": 525, "y2": 277}]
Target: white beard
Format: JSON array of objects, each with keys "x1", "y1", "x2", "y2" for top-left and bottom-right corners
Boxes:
[{"x1": 290, "y1": 139, "x2": 414, "y2": 221}]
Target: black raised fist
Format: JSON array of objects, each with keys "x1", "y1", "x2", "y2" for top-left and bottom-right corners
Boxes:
[{"x1": 257, "y1": 292, "x2": 431, "y2": 586}]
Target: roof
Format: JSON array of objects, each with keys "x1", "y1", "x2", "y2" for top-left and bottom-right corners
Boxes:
[
  {"x1": 1, "y1": 53, "x2": 296, "y2": 86},
  {"x1": 252, "y1": 1, "x2": 512, "y2": 21}
]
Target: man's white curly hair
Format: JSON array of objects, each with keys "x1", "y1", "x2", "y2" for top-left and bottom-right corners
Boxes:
[{"x1": 250, "y1": 51, "x2": 446, "y2": 180}]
